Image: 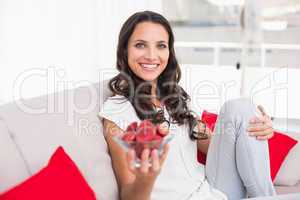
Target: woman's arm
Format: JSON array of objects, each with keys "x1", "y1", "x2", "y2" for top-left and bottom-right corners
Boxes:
[{"x1": 102, "y1": 118, "x2": 168, "y2": 200}]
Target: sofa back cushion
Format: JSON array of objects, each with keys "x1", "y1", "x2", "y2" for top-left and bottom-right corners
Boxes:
[{"x1": 0, "y1": 80, "x2": 119, "y2": 200}]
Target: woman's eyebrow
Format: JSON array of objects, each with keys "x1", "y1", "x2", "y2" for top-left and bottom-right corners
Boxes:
[
  {"x1": 133, "y1": 39, "x2": 167, "y2": 43},
  {"x1": 133, "y1": 39, "x2": 147, "y2": 43},
  {"x1": 157, "y1": 40, "x2": 167, "y2": 44}
]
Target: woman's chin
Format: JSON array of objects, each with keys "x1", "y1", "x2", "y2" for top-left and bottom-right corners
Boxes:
[{"x1": 138, "y1": 75, "x2": 158, "y2": 83}]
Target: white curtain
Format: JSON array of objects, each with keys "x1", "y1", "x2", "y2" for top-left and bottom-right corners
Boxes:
[{"x1": 0, "y1": 0, "x2": 162, "y2": 105}]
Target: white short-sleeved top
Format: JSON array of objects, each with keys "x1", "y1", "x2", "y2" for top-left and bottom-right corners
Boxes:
[{"x1": 98, "y1": 95, "x2": 227, "y2": 200}]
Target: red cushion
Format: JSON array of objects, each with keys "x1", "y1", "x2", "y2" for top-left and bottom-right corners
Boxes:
[
  {"x1": 197, "y1": 110, "x2": 298, "y2": 181},
  {"x1": 268, "y1": 131, "x2": 298, "y2": 180},
  {"x1": 0, "y1": 147, "x2": 96, "y2": 200}
]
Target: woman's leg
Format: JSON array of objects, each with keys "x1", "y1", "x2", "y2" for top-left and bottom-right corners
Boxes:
[{"x1": 205, "y1": 98, "x2": 276, "y2": 200}]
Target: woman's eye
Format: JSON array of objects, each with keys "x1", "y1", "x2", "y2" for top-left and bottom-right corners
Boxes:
[
  {"x1": 135, "y1": 43, "x2": 145, "y2": 48},
  {"x1": 158, "y1": 43, "x2": 167, "y2": 49}
]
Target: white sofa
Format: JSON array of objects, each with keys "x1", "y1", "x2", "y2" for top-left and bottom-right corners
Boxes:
[
  {"x1": 0, "y1": 80, "x2": 119, "y2": 200},
  {"x1": 0, "y1": 79, "x2": 300, "y2": 199}
]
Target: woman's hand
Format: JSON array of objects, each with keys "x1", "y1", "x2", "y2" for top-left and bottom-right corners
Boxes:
[
  {"x1": 126, "y1": 145, "x2": 169, "y2": 188},
  {"x1": 247, "y1": 105, "x2": 274, "y2": 140},
  {"x1": 120, "y1": 145, "x2": 169, "y2": 200},
  {"x1": 196, "y1": 117, "x2": 213, "y2": 154},
  {"x1": 196, "y1": 117, "x2": 213, "y2": 139}
]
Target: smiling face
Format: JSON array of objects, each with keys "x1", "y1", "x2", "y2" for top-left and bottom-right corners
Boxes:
[{"x1": 127, "y1": 22, "x2": 170, "y2": 84}]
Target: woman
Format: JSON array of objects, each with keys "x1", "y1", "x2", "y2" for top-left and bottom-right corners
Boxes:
[{"x1": 99, "y1": 11, "x2": 276, "y2": 200}]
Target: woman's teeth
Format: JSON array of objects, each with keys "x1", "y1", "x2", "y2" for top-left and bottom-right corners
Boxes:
[{"x1": 140, "y1": 64, "x2": 158, "y2": 70}]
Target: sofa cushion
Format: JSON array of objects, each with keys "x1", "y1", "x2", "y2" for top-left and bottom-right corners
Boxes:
[
  {"x1": 0, "y1": 119, "x2": 30, "y2": 193},
  {"x1": 0, "y1": 147, "x2": 96, "y2": 200},
  {"x1": 275, "y1": 181, "x2": 300, "y2": 195},
  {"x1": 0, "y1": 80, "x2": 118, "y2": 200}
]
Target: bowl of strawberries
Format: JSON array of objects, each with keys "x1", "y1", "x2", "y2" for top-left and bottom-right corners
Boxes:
[{"x1": 113, "y1": 119, "x2": 174, "y2": 167}]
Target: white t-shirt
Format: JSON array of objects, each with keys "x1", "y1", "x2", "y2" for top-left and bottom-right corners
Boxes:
[{"x1": 98, "y1": 95, "x2": 227, "y2": 200}]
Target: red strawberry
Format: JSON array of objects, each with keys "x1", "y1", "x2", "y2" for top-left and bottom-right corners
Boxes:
[
  {"x1": 122, "y1": 131, "x2": 136, "y2": 142},
  {"x1": 136, "y1": 127, "x2": 156, "y2": 142},
  {"x1": 156, "y1": 123, "x2": 169, "y2": 137},
  {"x1": 138, "y1": 120, "x2": 155, "y2": 130},
  {"x1": 153, "y1": 134, "x2": 162, "y2": 140},
  {"x1": 126, "y1": 122, "x2": 138, "y2": 132},
  {"x1": 152, "y1": 135, "x2": 163, "y2": 149},
  {"x1": 135, "y1": 135, "x2": 162, "y2": 159},
  {"x1": 136, "y1": 120, "x2": 156, "y2": 142},
  {"x1": 123, "y1": 120, "x2": 165, "y2": 159}
]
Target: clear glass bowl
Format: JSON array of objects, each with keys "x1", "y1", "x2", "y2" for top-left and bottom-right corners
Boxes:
[{"x1": 113, "y1": 133, "x2": 175, "y2": 167}]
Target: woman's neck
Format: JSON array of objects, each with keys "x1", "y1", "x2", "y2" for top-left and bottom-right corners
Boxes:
[
  {"x1": 151, "y1": 81, "x2": 162, "y2": 108},
  {"x1": 151, "y1": 80, "x2": 157, "y2": 96}
]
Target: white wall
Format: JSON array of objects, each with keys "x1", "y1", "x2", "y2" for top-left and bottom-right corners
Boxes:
[
  {"x1": 1, "y1": 0, "x2": 299, "y2": 119},
  {"x1": 173, "y1": 26, "x2": 300, "y2": 68},
  {"x1": 0, "y1": 0, "x2": 162, "y2": 105},
  {"x1": 179, "y1": 65, "x2": 300, "y2": 120}
]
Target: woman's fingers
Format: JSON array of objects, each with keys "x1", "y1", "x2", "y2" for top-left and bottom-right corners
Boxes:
[
  {"x1": 159, "y1": 144, "x2": 169, "y2": 165},
  {"x1": 127, "y1": 145, "x2": 169, "y2": 178},
  {"x1": 250, "y1": 115, "x2": 272, "y2": 125},
  {"x1": 247, "y1": 122, "x2": 270, "y2": 132},
  {"x1": 197, "y1": 121, "x2": 206, "y2": 133},
  {"x1": 150, "y1": 149, "x2": 160, "y2": 172},
  {"x1": 248, "y1": 115, "x2": 273, "y2": 131},
  {"x1": 256, "y1": 132, "x2": 274, "y2": 140},
  {"x1": 247, "y1": 116, "x2": 274, "y2": 139},
  {"x1": 257, "y1": 105, "x2": 267, "y2": 116},
  {"x1": 140, "y1": 148, "x2": 150, "y2": 174},
  {"x1": 126, "y1": 149, "x2": 136, "y2": 173},
  {"x1": 249, "y1": 126, "x2": 274, "y2": 137}
]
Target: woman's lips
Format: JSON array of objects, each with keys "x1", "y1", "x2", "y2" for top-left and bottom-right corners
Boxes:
[{"x1": 140, "y1": 63, "x2": 159, "y2": 71}]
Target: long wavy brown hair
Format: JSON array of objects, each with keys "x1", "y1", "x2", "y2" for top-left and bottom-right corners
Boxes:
[{"x1": 108, "y1": 11, "x2": 197, "y2": 140}]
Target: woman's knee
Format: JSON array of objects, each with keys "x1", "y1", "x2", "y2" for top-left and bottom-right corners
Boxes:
[
  {"x1": 217, "y1": 98, "x2": 258, "y2": 138},
  {"x1": 220, "y1": 98, "x2": 256, "y2": 120}
]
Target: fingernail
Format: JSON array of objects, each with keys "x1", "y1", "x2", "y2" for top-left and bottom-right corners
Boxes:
[
  {"x1": 146, "y1": 149, "x2": 151, "y2": 155},
  {"x1": 152, "y1": 149, "x2": 158, "y2": 157}
]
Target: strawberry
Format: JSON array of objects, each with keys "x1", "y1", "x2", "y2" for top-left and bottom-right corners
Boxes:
[
  {"x1": 152, "y1": 134, "x2": 163, "y2": 149},
  {"x1": 153, "y1": 134, "x2": 162, "y2": 140},
  {"x1": 156, "y1": 123, "x2": 169, "y2": 137},
  {"x1": 135, "y1": 134, "x2": 162, "y2": 158},
  {"x1": 121, "y1": 120, "x2": 165, "y2": 159},
  {"x1": 136, "y1": 120, "x2": 156, "y2": 141},
  {"x1": 138, "y1": 120, "x2": 155, "y2": 131},
  {"x1": 136, "y1": 127, "x2": 156, "y2": 142},
  {"x1": 122, "y1": 131, "x2": 136, "y2": 142},
  {"x1": 126, "y1": 122, "x2": 138, "y2": 132}
]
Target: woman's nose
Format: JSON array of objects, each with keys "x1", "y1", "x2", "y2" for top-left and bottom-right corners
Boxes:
[{"x1": 144, "y1": 47, "x2": 158, "y2": 60}]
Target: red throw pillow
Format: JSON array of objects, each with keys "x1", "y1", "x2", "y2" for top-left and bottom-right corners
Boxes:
[
  {"x1": 0, "y1": 147, "x2": 96, "y2": 200},
  {"x1": 268, "y1": 131, "x2": 298, "y2": 181},
  {"x1": 197, "y1": 110, "x2": 298, "y2": 181}
]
